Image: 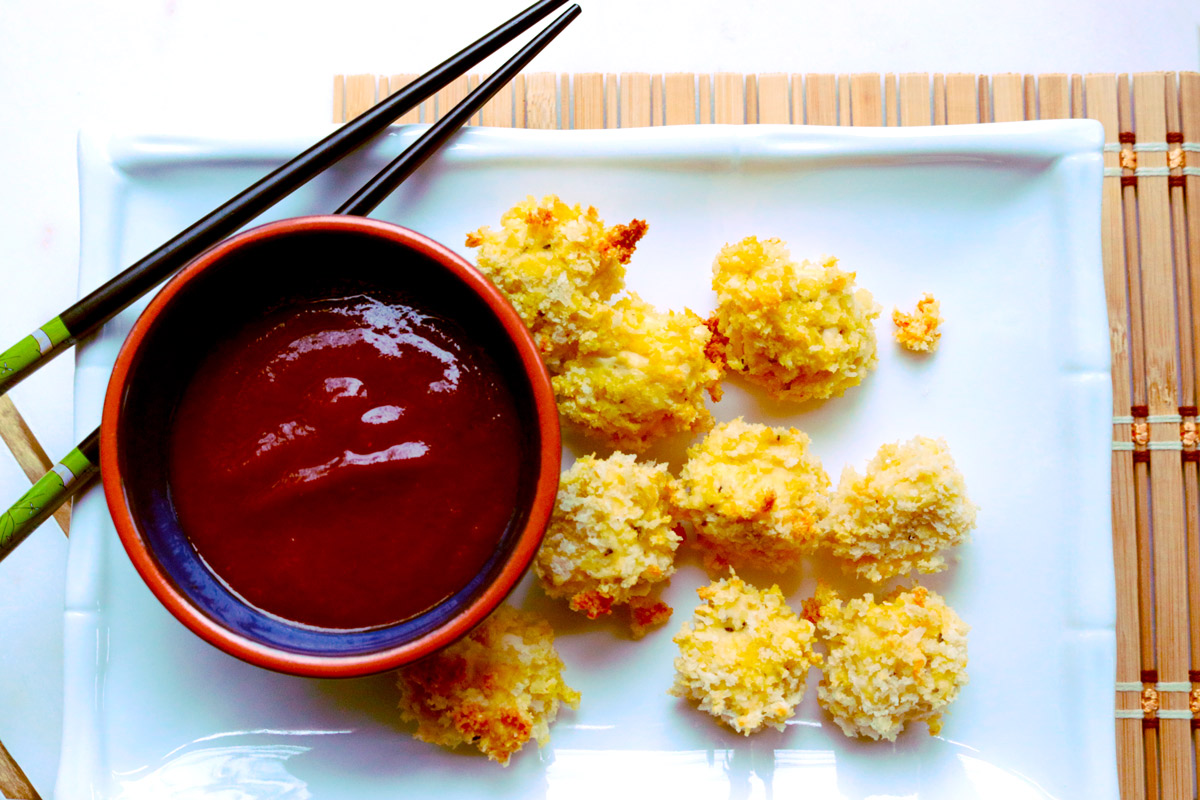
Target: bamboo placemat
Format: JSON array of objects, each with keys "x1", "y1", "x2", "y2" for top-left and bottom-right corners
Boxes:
[
  {"x1": 0, "y1": 70, "x2": 1195, "y2": 800},
  {"x1": 331, "y1": 70, "x2": 1200, "y2": 800}
]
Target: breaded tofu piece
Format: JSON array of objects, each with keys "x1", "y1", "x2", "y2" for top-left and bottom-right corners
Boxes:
[
  {"x1": 820, "y1": 436, "x2": 977, "y2": 582},
  {"x1": 893, "y1": 293, "x2": 943, "y2": 352},
  {"x1": 671, "y1": 418, "x2": 830, "y2": 571},
  {"x1": 395, "y1": 605, "x2": 580, "y2": 766},
  {"x1": 534, "y1": 452, "x2": 681, "y2": 636},
  {"x1": 805, "y1": 584, "x2": 969, "y2": 741},
  {"x1": 466, "y1": 195, "x2": 647, "y2": 370},
  {"x1": 711, "y1": 237, "x2": 880, "y2": 402},
  {"x1": 671, "y1": 574, "x2": 821, "y2": 734},
  {"x1": 552, "y1": 293, "x2": 725, "y2": 452}
]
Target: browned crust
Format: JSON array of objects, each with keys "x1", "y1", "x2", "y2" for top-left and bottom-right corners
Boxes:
[
  {"x1": 569, "y1": 590, "x2": 616, "y2": 619},
  {"x1": 629, "y1": 598, "x2": 672, "y2": 637},
  {"x1": 602, "y1": 219, "x2": 649, "y2": 264}
]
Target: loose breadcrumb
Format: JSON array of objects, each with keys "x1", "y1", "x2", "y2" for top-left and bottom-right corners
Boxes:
[
  {"x1": 466, "y1": 195, "x2": 647, "y2": 370},
  {"x1": 552, "y1": 293, "x2": 725, "y2": 451},
  {"x1": 892, "y1": 294, "x2": 943, "y2": 352},
  {"x1": 395, "y1": 605, "x2": 580, "y2": 766},
  {"x1": 671, "y1": 418, "x2": 830, "y2": 572},
  {"x1": 711, "y1": 237, "x2": 880, "y2": 402},
  {"x1": 671, "y1": 574, "x2": 821, "y2": 734},
  {"x1": 534, "y1": 452, "x2": 681, "y2": 636},
  {"x1": 820, "y1": 436, "x2": 978, "y2": 582},
  {"x1": 805, "y1": 584, "x2": 969, "y2": 741}
]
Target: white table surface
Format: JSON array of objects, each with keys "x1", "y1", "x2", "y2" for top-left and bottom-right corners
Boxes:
[{"x1": 0, "y1": 0, "x2": 1196, "y2": 794}]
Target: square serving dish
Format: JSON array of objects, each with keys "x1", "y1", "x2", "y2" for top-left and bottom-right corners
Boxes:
[{"x1": 60, "y1": 121, "x2": 1111, "y2": 799}]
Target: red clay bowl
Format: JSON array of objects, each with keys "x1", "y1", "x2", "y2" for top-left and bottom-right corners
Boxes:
[{"x1": 101, "y1": 216, "x2": 560, "y2": 678}]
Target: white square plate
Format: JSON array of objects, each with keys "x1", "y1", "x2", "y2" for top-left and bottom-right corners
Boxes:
[{"x1": 60, "y1": 121, "x2": 1112, "y2": 799}]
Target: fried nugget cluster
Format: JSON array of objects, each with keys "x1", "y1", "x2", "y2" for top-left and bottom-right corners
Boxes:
[
  {"x1": 893, "y1": 293, "x2": 943, "y2": 352},
  {"x1": 711, "y1": 237, "x2": 880, "y2": 402},
  {"x1": 821, "y1": 436, "x2": 977, "y2": 581},
  {"x1": 805, "y1": 585, "x2": 969, "y2": 741},
  {"x1": 552, "y1": 294, "x2": 724, "y2": 451},
  {"x1": 465, "y1": 195, "x2": 646, "y2": 370},
  {"x1": 672, "y1": 418, "x2": 831, "y2": 572},
  {"x1": 468, "y1": 195, "x2": 723, "y2": 451},
  {"x1": 534, "y1": 452, "x2": 680, "y2": 636},
  {"x1": 395, "y1": 605, "x2": 580, "y2": 766},
  {"x1": 671, "y1": 574, "x2": 822, "y2": 735}
]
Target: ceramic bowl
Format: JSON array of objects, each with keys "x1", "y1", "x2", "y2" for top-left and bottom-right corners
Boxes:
[{"x1": 100, "y1": 215, "x2": 560, "y2": 677}]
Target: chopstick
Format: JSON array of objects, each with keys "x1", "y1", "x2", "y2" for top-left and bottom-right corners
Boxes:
[
  {"x1": 336, "y1": 5, "x2": 580, "y2": 217},
  {"x1": 0, "y1": 0, "x2": 568, "y2": 399},
  {"x1": 0, "y1": 4, "x2": 581, "y2": 564},
  {"x1": 0, "y1": 431, "x2": 98, "y2": 558}
]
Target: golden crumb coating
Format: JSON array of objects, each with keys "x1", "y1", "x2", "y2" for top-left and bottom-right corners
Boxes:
[
  {"x1": 711, "y1": 237, "x2": 880, "y2": 402},
  {"x1": 466, "y1": 195, "x2": 647, "y2": 369},
  {"x1": 893, "y1": 294, "x2": 943, "y2": 352},
  {"x1": 671, "y1": 574, "x2": 821, "y2": 734},
  {"x1": 534, "y1": 452, "x2": 681, "y2": 635},
  {"x1": 552, "y1": 293, "x2": 725, "y2": 452},
  {"x1": 805, "y1": 584, "x2": 969, "y2": 741},
  {"x1": 395, "y1": 605, "x2": 580, "y2": 766},
  {"x1": 671, "y1": 418, "x2": 830, "y2": 571},
  {"x1": 821, "y1": 436, "x2": 977, "y2": 582}
]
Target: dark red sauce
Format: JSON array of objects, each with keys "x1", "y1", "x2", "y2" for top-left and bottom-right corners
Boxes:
[{"x1": 167, "y1": 294, "x2": 524, "y2": 630}]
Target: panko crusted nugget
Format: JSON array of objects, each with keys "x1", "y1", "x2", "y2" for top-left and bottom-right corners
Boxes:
[
  {"x1": 671, "y1": 418, "x2": 830, "y2": 571},
  {"x1": 805, "y1": 584, "x2": 969, "y2": 741},
  {"x1": 535, "y1": 452, "x2": 680, "y2": 636},
  {"x1": 395, "y1": 605, "x2": 580, "y2": 766},
  {"x1": 466, "y1": 195, "x2": 647, "y2": 370},
  {"x1": 552, "y1": 293, "x2": 725, "y2": 452},
  {"x1": 671, "y1": 574, "x2": 821, "y2": 734},
  {"x1": 711, "y1": 237, "x2": 880, "y2": 402},
  {"x1": 821, "y1": 436, "x2": 977, "y2": 582}
]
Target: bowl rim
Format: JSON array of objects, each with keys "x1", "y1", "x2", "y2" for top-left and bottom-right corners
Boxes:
[{"x1": 100, "y1": 215, "x2": 561, "y2": 678}]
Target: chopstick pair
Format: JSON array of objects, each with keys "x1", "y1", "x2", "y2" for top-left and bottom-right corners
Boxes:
[{"x1": 0, "y1": 1, "x2": 582, "y2": 562}]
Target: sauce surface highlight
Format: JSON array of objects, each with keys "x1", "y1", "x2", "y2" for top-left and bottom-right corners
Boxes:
[{"x1": 168, "y1": 294, "x2": 524, "y2": 630}]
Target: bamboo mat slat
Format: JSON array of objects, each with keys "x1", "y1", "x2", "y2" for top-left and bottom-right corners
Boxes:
[
  {"x1": 324, "y1": 71, "x2": 1200, "y2": 800},
  {"x1": 664, "y1": 73, "x2": 693, "y2": 126},
  {"x1": 0, "y1": 737, "x2": 39, "y2": 800},
  {"x1": 5, "y1": 70, "x2": 1200, "y2": 800},
  {"x1": 758, "y1": 73, "x2": 789, "y2": 125},
  {"x1": 0, "y1": 396, "x2": 69, "y2": 536}
]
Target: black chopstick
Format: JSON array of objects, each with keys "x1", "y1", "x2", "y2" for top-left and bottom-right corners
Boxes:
[
  {"x1": 0, "y1": 0, "x2": 568, "y2": 398},
  {"x1": 0, "y1": 4, "x2": 581, "y2": 564},
  {"x1": 336, "y1": 4, "x2": 581, "y2": 217}
]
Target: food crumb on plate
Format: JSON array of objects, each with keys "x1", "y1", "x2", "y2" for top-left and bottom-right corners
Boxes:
[
  {"x1": 465, "y1": 194, "x2": 646, "y2": 371},
  {"x1": 820, "y1": 435, "x2": 977, "y2": 581},
  {"x1": 805, "y1": 583, "x2": 969, "y2": 742},
  {"x1": 395, "y1": 604, "x2": 579, "y2": 766},
  {"x1": 671, "y1": 573, "x2": 821, "y2": 735},
  {"x1": 534, "y1": 452, "x2": 681, "y2": 635},
  {"x1": 710, "y1": 236, "x2": 879, "y2": 403},
  {"x1": 892, "y1": 293, "x2": 943, "y2": 352},
  {"x1": 671, "y1": 417, "x2": 830, "y2": 572}
]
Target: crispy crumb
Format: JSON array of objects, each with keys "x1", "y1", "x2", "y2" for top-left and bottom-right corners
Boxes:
[
  {"x1": 552, "y1": 293, "x2": 725, "y2": 451},
  {"x1": 711, "y1": 237, "x2": 879, "y2": 402},
  {"x1": 892, "y1": 294, "x2": 942, "y2": 352},
  {"x1": 629, "y1": 595, "x2": 673, "y2": 638},
  {"x1": 810, "y1": 584, "x2": 969, "y2": 741},
  {"x1": 671, "y1": 574, "x2": 821, "y2": 734},
  {"x1": 535, "y1": 453, "x2": 681, "y2": 633},
  {"x1": 671, "y1": 418, "x2": 830, "y2": 571},
  {"x1": 465, "y1": 195, "x2": 646, "y2": 370},
  {"x1": 820, "y1": 436, "x2": 977, "y2": 581},
  {"x1": 395, "y1": 605, "x2": 579, "y2": 765},
  {"x1": 568, "y1": 590, "x2": 616, "y2": 619}
]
